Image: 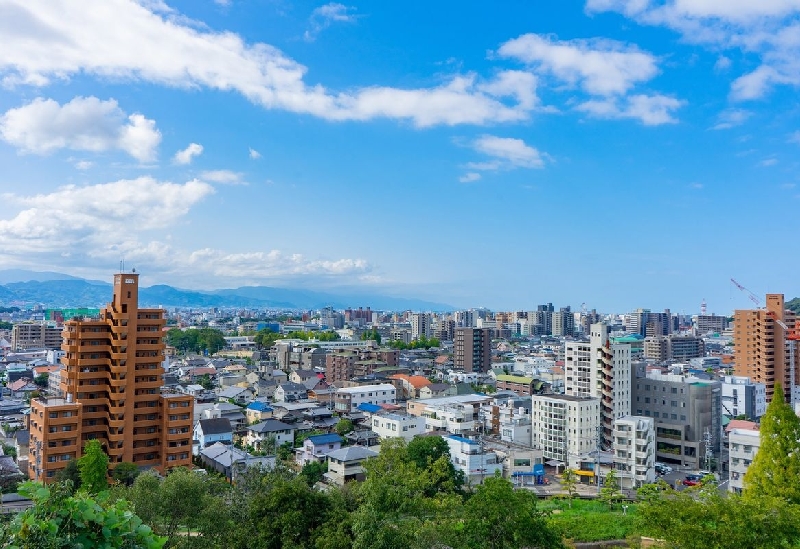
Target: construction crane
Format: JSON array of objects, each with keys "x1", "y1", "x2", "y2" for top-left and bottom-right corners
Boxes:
[{"x1": 731, "y1": 278, "x2": 800, "y2": 406}]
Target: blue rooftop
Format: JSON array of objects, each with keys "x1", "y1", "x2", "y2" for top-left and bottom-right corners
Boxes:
[
  {"x1": 447, "y1": 435, "x2": 479, "y2": 445},
  {"x1": 247, "y1": 401, "x2": 273, "y2": 412},
  {"x1": 356, "y1": 403, "x2": 382, "y2": 413},
  {"x1": 306, "y1": 433, "x2": 343, "y2": 445}
]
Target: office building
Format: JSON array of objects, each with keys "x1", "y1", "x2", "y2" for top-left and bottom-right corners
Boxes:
[
  {"x1": 11, "y1": 323, "x2": 64, "y2": 351},
  {"x1": 734, "y1": 293, "x2": 799, "y2": 402},
  {"x1": 454, "y1": 327, "x2": 491, "y2": 373},
  {"x1": 728, "y1": 427, "x2": 760, "y2": 494},
  {"x1": 552, "y1": 307, "x2": 575, "y2": 337},
  {"x1": 720, "y1": 376, "x2": 767, "y2": 420},
  {"x1": 632, "y1": 370, "x2": 721, "y2": 471},
  {"x1": 696, "y1": 314, "x2": 728, "y2": 335},
  {"x1": 643, "y1": 335, "x2": 705, "y2": 362},
  {"x1": 28, "y1": 273, "x2": 194, "y2": 482}
]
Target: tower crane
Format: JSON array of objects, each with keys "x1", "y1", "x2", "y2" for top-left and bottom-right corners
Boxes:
[{"x1": 731, "y1": 278, "x2": 800, "y2": 406}]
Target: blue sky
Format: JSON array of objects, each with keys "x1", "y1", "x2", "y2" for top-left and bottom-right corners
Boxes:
[{"x1": 0, "y1": 0, "x2": 799, "y2": 313}]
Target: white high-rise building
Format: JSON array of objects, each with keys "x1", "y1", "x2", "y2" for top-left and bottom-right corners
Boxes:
[
  {"x1": 410, "y1": 313, "x2": 432, "y2": 340},
  {"x1": 454, "y1": 310, "x2": 476, "y2": 328},
  {"x1": 531, "y1": 394, "x2": 600, "y2": 468},
  {"x1": 590, "y1": 323, "x2": 632, "y2": 449},
  {"x1": 564, "y1": 340, "x2": 592, "y2": 397},
  {"x1": 612, "y1": 416, "x2": 655, "y2": 489}
]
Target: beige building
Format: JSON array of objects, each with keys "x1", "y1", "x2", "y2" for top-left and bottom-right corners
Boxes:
[
  {"x1": 11, "y1": 323, "x2": 63, "y2": 351},
  {"x1": 531, "y1": 394, "x2": 600, "y2": 468},
  {"x1": 29, "y1": 273, "x2": 194, "y2": 482},
  {"x1": 734, "y1": 293, "x2": 799, "y2": 402}
]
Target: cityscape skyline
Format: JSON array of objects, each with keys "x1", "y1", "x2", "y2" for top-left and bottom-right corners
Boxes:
[{"x1": 0, "y1": 2, "x2": 799, "y2": 312}]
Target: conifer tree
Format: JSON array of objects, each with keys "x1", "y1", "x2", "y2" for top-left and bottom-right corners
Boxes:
[{"x1": 743, "y1": 383, "x2": 800, "y2": 503}]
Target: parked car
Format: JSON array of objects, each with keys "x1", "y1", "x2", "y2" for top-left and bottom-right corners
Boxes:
[
  {"x1": 655, "y1": 463, "x2": 673, "y2": 475},
  {"x1": 683, "y1": 474, "x2": 703, "y2": 486}
]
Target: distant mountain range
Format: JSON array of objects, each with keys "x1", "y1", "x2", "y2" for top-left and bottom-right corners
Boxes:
[{"x1": 0, "y1": 270, "x2": 454, "y2": 311}]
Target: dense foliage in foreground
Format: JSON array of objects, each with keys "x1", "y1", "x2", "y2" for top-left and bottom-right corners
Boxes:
[{"x1": 5, "y1": 387, "x2": 800, "y2": 548}]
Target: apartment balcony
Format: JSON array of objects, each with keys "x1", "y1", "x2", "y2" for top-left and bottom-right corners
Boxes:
[
  {"x1": 45, "y1": 430, "x2": 80, "y2": 441},
  {"x1": 62, "y1": 343, "x2": 79, "y2": 353},
  {"x1": 165, "y1": 431, "x2": 191, "y2": 442},
  {"x1": 77, "y1": 369, "x2": 108, "y2": 380},
  {"x1": 132, "y1": 431, "x2": 160, "y2": 441},
  {"x1": 46, "y1": 415, "x2": 79, "y2": 426}
]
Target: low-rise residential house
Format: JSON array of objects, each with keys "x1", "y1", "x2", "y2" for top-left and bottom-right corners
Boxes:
[
  {"x1": 419, "y1": 383, "x2": 456, "y2": 399},
  {"x1": 334, "y1": 383, "x2": 396, "y2": 414},
  {"x1": 324, "y1": 446, "x2": 378, "y2": 485},
  {"x1": 245, "y1": 401, "x2": 274, "y2": 424},
  {"x1": 245, "y1": 419, "x2": 295, "y2": 448},
  {"x1": 182, "y1": 384, "x2": 206, "y2": 398},
  {"x1": 345, "y1": 429, "x2": 380, "y2": 447},
  {"x1": 183, "y1": 366, "x2": 217, "y2": 382},
  {"x1": 275, "y1": 382, "x2": 309, "y2": 403},
  {"x1": 199, "y1": 442, "x2": 275, "y2": 483},
  {"x1": 202, "y1": 403, "x2": 247, "y2": 431},
  {"x1": 302, "y1": 407, "x2": 339, "y2": 431},
  {"x1": 296, "y1": 433, "x2": 343, "y2": 466},
  {"x1": 445, "y1": 435, "x2": 502, "y2": 484},
  {"x1": 7, "y1": 378, "x2": 37, "y2": 399},
  {"x1": 370, "y1": 412, "x2": 424, "y2": 441},
  {"x1": 193, "y1": 418, "x2": 233, "y2": 455},
  {"x1": 218, "y1": 374, "x2": 247, "y2": 388},
  {"x1": 290, "y1": 369, "x2": 320, "y2": 384},
  {"x1": 389, "y1": 374, "x2": 432, "y2": 399},
  {"x1": 255, "y1": 378, "x2": 279, "y2": 399},
  {"x1": 14, "y1": 429, "x2": 29, "y2": 473},
  {"x1": 217, "y1": 386, "x2": 255, "y2": 405}
]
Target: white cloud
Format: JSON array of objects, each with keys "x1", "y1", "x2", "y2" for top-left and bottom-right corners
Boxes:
[
  {"x1": 0, "y1": 176, "x2": 370, "y2": 282},
  {"x1": 0, "y1": 96, "x2": 161, "y2": 161},
  {"x1": 0, "y1": 1, "x2": 534, "y2": 127},
  {"x1": 214, "y1": 0, "x2": 231, "y2": 6},
  {"x1": 305, "y1": 3, "x2": 358, "y2": 41},
  {"x1": 459, "y1": 172, "x2": 481, "y2": 183},
  {"x1": 760, "y1": 157, "x2": 779, "y2": 166},
  {"x1": 74, "y1": 160, "x2": 93, "y2": 170},
  {"x1": 472, "y1": 135, "x2": 546, "y2": 168},
  {"x1": 577, "y1": 94, "x2": 685, "y2": 125},
  {"x1": 586, "y1": 0, "x2": 800, "y2": 100},
  {"x1": 200, "y1": 169, "x2": 245, "y2": 184},
  {"x1": 173, "y1": 142, "x2": 203, "y2": 164},
  {"x1": 789, "y1": 130, "x2": 800, "y2": 143},
  {"x1": 711, "y1": 108, "x2": 751, "y2": 129},
  {"x1": 249, "y1": 147, "x2": 262, "y2": 159},
  {"x1": 498, "y1": 34, "x2": 659, "y2": 96},
  {"x1": 714, "y1": 56, "x2": 732, "y2": 71}
]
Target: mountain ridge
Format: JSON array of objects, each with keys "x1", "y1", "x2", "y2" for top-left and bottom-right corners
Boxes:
[{"x1": 0, "y1": 270, "x2": 454, "y2": 311}]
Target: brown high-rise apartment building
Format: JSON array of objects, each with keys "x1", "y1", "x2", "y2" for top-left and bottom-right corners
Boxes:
[
  {"x1": 29, "y1": 273, "x2": 193, "y2": 482},
  {"x1": 734, "y1": 293, "x2": 799, "y2": 403},
  {"x1": 454, "y1": 327, "x2": 491, "y2": 373}
]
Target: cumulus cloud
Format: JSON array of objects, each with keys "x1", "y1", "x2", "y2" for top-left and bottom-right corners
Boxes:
[
  {"x1": 586, "y1": 0, "x2": 800, "y2": 100},
  {"x1": 0, "y1": 175, "x2": 371, "y2": 283},
  {"x1": 459, "y1": 172, "x2": 481, "y2": 183},
  {"x1": 789, "y1": 130, "x2": 800, "y2": 143},
  {"x1": 711, "y1": 108, "x2": 752, "y2": 130},
  {"x1": 305, "y1": 3, "x2": 358, "y2": 41},
  {"x1": 74, "y1": 160, "x2": 93, "y2": 170},
  {"x1": 472, "y1": 135, "x2": 546, "y2": 168},
  {"x1": 0, "y1": 96, "x2": 161, "y2": 161},
  {"x1": 576, "y1": 94, "x2": 685, "y2": 125},
  {"x1": 200, "y1": 169, "x2": 245, "y2": 184},
  {"x1": 459, "y1": 135, "x2": 548, "y2": 181},
  {"x1": 249, "y1": 147, "x2": 261, "y2": 159},
  {"x1": 498, "y1": 34, "x2": 659, "y2": 96},
  {"x1": 0, "y1": 1, "x2": 535, "y2": 128},
  {"x1": 173, "y1": 142, "x2": 203, "y2": 164}
]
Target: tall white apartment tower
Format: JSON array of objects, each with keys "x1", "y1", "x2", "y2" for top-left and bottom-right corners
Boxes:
[
  {"x1": 411, "y1": 313, "x2": 432, "y2": 341},
  {"x1": 590, "y1": 322, "x2": 632, "y2": 450}
]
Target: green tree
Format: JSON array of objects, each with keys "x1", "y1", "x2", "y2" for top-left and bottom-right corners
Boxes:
[
  {"x1": 335, "y1": 418, "x2": 354, "y2": 436},
  {"x1": 599, "y1": 469, "x2": 622, "y2": 508},
  {"x1": 78, "y1": 440, "x2": 109, "y2": 494},
  {"x1": 0, "y1": 320, "x2": 12, "y2": 330},
  {"x1": 111, "y1": 462, "x2": 140, "y2": 487},
  {"x1": 459, "y1": 475, "x2": 563, "y2": 549},
  {"x1": 743, "y1": 383, "x2": 800, "y2": 504},
  {"x1": 561, "y1": 468, "x2": 577, "y2": 507},
  {"x1": 637, "y1": 489, "x2": 800, "y2": 549},
  {"x1": 3, "y1": 481, "x2": 165, "y2": 549},
  {"x1": 254, "y1": 328, "x2": 282, "y2": 348},
  {"x1": 406, "y1": 435, "x2": 464, "y2": 495},
  {"x1": 54, "y1": 459, "x2": 81, "y2": 491},
  {"x1": 198, "y1": 374, "x2": 214, "y2": 390},
  {"x1": 360, "y1": 329, "x2": 381, "y2": 344},
  {"x1": 299, "y1": 461, "x2": 328, "y2": 487},
  {"x1": 33, "y1": 374, "x2": 49, "y2": 388}
]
